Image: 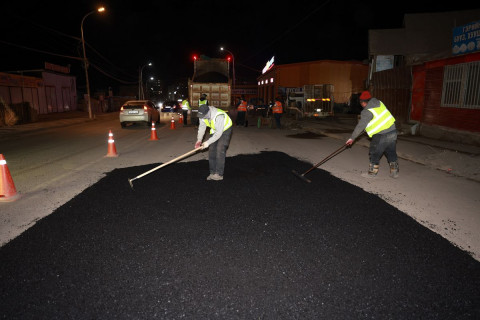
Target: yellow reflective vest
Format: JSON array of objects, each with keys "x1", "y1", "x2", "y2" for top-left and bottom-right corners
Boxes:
[
  {"x1": 365, "y1": 101, "x2": 395, "y2": 137},
  {"x1": 203, "y1": 109, "x2": 233, "y2": 134},
  {"x1": 182, "y1": 99, "x2": 190, "y2": 110},
  {"x1": 198, "y1": 99, "x2": 208, "y2": 107}
]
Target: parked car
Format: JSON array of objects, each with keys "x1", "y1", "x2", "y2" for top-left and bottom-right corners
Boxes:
[
  {"x1": 161, "y1": 100, "x2": 181, "y2": 113},
  {"x1": 119, "y1": 100, "x2": 160, "y2": 128}
]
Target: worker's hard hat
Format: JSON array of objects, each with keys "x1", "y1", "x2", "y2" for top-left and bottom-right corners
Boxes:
[{"x1": 359, "y1": 91, "x2": 372, "y2": 101}]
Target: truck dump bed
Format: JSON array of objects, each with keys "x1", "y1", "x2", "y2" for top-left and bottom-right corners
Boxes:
[{"x1": 189, "y1": 57, "x2": 231, "y2": 110}]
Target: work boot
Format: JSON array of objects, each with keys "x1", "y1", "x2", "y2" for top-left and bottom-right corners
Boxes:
[
  {"x1": 389, "y1": 161, "x2": 399, "y2": 178},
  {"x1": 362, "y1": 163, "x2": 379, "y2": 178},
  {"x1": 210, "y1": 173, "x2": 223, "y2": 181}
]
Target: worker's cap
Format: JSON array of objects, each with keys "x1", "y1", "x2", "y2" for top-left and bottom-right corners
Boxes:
[
  {"x1": 359, "y1": 91, "x2": 372, "y2": 101},
  {"x1": 200, "y1": 93, "x2": 207, "y2": 99},
  {"x1": 198, "y1": 105, "x2": 210, "y2": 118}
]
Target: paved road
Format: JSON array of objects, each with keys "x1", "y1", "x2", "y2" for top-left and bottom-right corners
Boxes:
[
  {"x1": 1, "y1": 151, "x2": 479, "y2": 319},
  {"x1": 1, "y1": 111, "x2": 480, "y2": 318}
]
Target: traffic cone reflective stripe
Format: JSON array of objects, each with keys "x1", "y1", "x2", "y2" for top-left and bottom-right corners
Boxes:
[
  {"x1": 149, "y1": 122, "x2": 159, "y2": 140},
  {"x1": 170, "y1": 116, "x2": 176, "y2": 130},
  {"x1": 105, "y1": 130, "x2": 119, "y2": 157},
  {"x1": 0, "y1": 154, "x2": 20, "y2": 202}
]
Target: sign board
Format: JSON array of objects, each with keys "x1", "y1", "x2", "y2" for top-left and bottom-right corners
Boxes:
[
  {"x1": 452, "y1": 20, "x2": 480, "y2": 56},
  {"x1": 375, "y1": 55, "x2": 394, "y2": 72},
  {"x1": 262, "y1": 56, "x2": 275, "y2": 74},
  {"x1": 45, "y1": 62, "x2": 70, "y2": 74}
]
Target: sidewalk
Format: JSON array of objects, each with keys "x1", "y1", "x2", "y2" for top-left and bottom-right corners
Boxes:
[
  {"x1": 282, "y1": 115, "x2": 480, "y2": 183},
  {"x1": 0, "y1": 111, "x2": 111, "y2": 138}
]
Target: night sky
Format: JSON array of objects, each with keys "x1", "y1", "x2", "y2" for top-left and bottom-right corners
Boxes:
[{"x1": 1, "y1": 1, "x2": 479, "y2": 90}]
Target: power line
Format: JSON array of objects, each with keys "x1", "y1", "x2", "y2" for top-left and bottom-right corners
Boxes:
[
  {"x1": 0, "y1": 40, "x2": 83, "y2": 61},
  {"x1": 3, "y1": 13, "x2": 138, "y2": 82},
  {"x1": 89, "y1": 62, "x2": 138, "y2": 85}
]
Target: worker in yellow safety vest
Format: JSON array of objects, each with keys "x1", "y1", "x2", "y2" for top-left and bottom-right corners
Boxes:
[
  {"x1": 346, "y1": 90, "x2": 399, "y2": 178},
  {"x1": 181, "y1": 98, "x2": 191, "y2": 126},
  {"x1": 272, "y1": 97, "x2": 283, "y2": 129},
  {"x1": 194, "y1": 93, "x2": 208, "y2": 127},
  {"x1": 194, "y1": 104, "x2": 233, "y2": 181}
]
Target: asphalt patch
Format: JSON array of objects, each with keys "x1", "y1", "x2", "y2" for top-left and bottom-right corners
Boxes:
[{"x1": 1, "y1": 152, "x2": 479, "y2": 319}]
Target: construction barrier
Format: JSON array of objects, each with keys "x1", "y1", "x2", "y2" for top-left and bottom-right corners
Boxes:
[
  {"x1": 105, "y1": 130, "x2": 119, "y2": 157},
  {"x1": 0, "y1": 154, "x2": 20, "y2": 202},
  {"x1": 149, "y1": 122, "x2": 159, "y2": 140}
]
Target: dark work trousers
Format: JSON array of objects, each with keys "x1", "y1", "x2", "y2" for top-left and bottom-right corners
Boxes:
[
  {"x1": 182, "y1": 110, "x2": 188, "y2": 126},
  {"x1": 208, "y1": 127, "x2": 232, "y2": 176},
  {"x1": 369, "y1": 129, "x2": 398, "y2": 165},
  {"x1": 274, "y1": 113, "x2": 282, "y2": 128},
  {"x1": 236, "y1": 111, "x2": 246, "y2": 126}
]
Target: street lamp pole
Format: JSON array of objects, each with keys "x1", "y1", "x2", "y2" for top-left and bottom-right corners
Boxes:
[
  {"x1": 139, "y1": 62, "x2": 152, "y2": 100},
  {"x1": 81, "y1": 7, "x2": 105, "y2": 119},
  {"x1": 220, "y1": 47, "x2": 235, "y2": 90}
]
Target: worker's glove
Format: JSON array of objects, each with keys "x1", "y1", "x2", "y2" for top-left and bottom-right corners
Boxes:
[
  {"x1": 201, "y1": 142, "x2": 209, "y2": 150},
  {"x1": 346, "y1": 139, "x2": 354, "y2": 146},
  {"x1": 195, "y1": 141, "x2": 202, "y2": 149}
]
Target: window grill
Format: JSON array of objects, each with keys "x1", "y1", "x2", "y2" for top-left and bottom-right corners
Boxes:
[{"x1": 442, "y1": 61, "x2": 480, "y2": 109}]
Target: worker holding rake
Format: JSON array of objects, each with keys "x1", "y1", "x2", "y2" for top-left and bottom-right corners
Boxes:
[
  {"x1": 346, "y1": 91, "x2": 399, "y2": 178},
  {"x1": 195, "y1": 104, "x2": 233, "y2": 181}
]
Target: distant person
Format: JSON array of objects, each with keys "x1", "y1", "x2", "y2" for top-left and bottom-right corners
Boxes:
[
  {"x1": 346, "y1": 90, "x2": 399, "y2": 178},
  {"x1": 107, "y1": 87, "x2": 114, "y2": 112},
  {"x1": 194, "y1": 104, "x2": 233, "y2": 181},
  {"x1": 272, "y1": 97, "x2": 283, "y2": 129},
  {"x1": 236, "y1": 96, "x2": 247, "y2": 126},
  {"x1": 181, "y1": 98, "x2": 191, "y2": 126},
  {"x1": 195, "y1": 93, "x2": 208, "y2": 127}
]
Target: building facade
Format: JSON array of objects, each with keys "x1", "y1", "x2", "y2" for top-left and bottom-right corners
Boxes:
[
  {"x1": 368, "y1": 9, "x2": 480, "y2": 138},
  {"x1": 0, "y1": 63, "x2": 77, "y2": 116},
  {"x1": 256, "y1": 58, "x2": 368, "y2": 107}
]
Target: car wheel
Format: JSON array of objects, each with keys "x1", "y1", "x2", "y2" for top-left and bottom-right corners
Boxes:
[{"x1": 121, "y1": 122, "x2": 126, "y2": 128}]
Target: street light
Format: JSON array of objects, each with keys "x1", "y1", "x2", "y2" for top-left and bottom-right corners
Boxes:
[
  {"x1": 220, "y1": 47, "x2": 235, "y2": 90},
  {"x1": 145, "y1": 76, "x2": 154, "y2": 99},
  {"x1": 81, "y1": 6, "x2": 105, "y2": 119},
  {"x1": 139, "y1": 62, "x2": 152, "y2": 99}
]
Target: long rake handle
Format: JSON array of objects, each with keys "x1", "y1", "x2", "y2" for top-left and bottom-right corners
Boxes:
[
  {"x1": 130, "y1": 148, "x2": 199, "y2": 182},
  {"x1": 302, "y1": 144, "x2": 348, "y2": 176}
]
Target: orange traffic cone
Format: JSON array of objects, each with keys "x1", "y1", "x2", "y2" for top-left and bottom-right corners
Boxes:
[
  {"x1": 0, "y1": 154, "x2": 20, "y2": 202},
  {"x1": 179, "y1": 113, "x2": 183, "y2": 124},
  {"x1": 170, "y1": 116, "x2": 176, "y2": 130},
  {"x1": 149, "y1": 122, "x2": 159, "y2": 140},
  {"x1": 105, "y1": 130, "x2": 119, "y2": 157}
]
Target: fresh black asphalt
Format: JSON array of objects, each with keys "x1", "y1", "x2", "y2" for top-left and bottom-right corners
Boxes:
[{"x1": 1, "y1": 151, "x2": 479, "y2": 319}]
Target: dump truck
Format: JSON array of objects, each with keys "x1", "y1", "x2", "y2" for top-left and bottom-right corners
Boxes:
[
  {"x1": 188, "y1": 56, "x2": 232, "y2": 113},
  {"x1": 286, "y1": 84, "x2": 334, "y2": 118}
]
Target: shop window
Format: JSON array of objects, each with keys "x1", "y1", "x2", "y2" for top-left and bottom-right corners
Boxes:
[{"x1": 442, "y1": 61, "x2": 480, "y2": 109}]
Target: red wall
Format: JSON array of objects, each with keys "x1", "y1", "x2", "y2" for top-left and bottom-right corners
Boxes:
[{"x1": 413, "y1": 52, "x2": 480, "y2": 132}]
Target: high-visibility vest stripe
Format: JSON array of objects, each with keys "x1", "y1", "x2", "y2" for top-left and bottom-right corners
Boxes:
[
  {"x1": 272, "y1": 101, "x2": 283, "y2": 113},
  {"x1": 203, "y1": 109, "x2": 233, "y2": 134},
  {"x1": 237, "y1": 101, "x2": 247, "y2": 112},
  {"x1": 365, "y1": 102, "x2": 395, "y2": 137}
]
